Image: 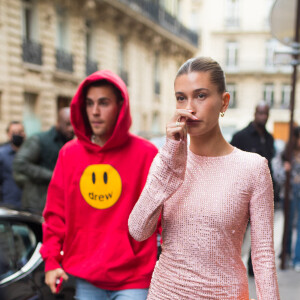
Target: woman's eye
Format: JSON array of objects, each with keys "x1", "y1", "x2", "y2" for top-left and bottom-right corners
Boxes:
[
  {"x1": 197, "y1": 93, "x2": 206, "y2": 99},
  {"x1": 176, "y1": 96, "x2": 185, "y2": 101}
]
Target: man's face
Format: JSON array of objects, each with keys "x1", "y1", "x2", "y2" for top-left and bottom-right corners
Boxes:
[
  {"x1": 254, "y1": 106, "x2": 269, "y2": 128},
  {"x1": 57, "y1": 113, "x2": 74, "y2": 141},
  {"x1": 7, "y1": 123, "x2": 25, "y2": 140},
  {"x1": 85, "y1": 85, "x2": 122, "y2": 145}
]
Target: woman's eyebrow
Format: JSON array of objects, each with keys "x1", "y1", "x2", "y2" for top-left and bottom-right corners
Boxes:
[{"x1": 193, "y1": 88, "x2": 209, "y2": 93}]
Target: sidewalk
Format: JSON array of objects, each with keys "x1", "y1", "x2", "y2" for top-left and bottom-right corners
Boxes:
[{"x1": 245, "y1": 209, "x2": 300, "y2": 300}]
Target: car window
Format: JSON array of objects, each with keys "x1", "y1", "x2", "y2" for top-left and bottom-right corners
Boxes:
[{"x1": 0, "y1": 221, "x2": 37, "y2": 280}]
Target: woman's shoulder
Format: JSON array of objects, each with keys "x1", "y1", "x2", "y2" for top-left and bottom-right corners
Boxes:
[{"x1": 232, "y1": 147, "x2": 266, "y2": 168}]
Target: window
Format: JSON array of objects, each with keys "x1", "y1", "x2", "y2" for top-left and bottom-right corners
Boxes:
[
  {"x1": 56, "y1": 6, "x2": 69, "y2": 51},
  {"x1": 154, "y1": 51, "x2": 161, "y2": 95},
  {"x1": 263, "y1": 84, "x2": 274, "y2": 107},
  {"x1": 226, "y1": 41, "x2": 238, "y2": 68},
  {"x1": 225, "y1": 0, "x2": 239, "y2": 27},
  {"x1": 22, "y1": 0, "x2": 38, "y2": 41},
  {"x1": 0, "y1": 221, "x2": 37, "y2": 280},
  {"x1": 85, "y1": 20, "x2": 98, "y2": 75},
  {"x1": 161, "y1": 0, "x2": 180, "y2": 16},
  {"x1": 22, "y1": 0, "x2": 42, "y2": 65},
  {"x1": 265, "y1": 39, "x2": 277, "y2": 67},
  {"x1": 23, "y1": 92, "x2": 41, "y2": 136},
  {"x1": 227, "y1": 83, "x2": 237, "y2": 108},
  {"x1": 55, "y1": 6, "x2": 73, "y2": 72},
  {"x1": 86, "y1": 20, "x2": 93, "y2": 59},
  {"x1": 118, "y1": 36, "x2": 128, "y2": 85},
  {"x1": 281, "y1": 84, "x2": 291, "y2": 109}
]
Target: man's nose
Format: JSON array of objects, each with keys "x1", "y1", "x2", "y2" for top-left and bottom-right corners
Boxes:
[{"x1": 92, "y1": 104, "x2": 100, "y2": 115}]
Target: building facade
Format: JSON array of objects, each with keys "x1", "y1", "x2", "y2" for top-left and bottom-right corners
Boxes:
[
  {"x1": 190, "y1": 0, "x2": 299, "y2": 142},
  {"x1": 0, "y1": 0, "x2": 198, "y2": 142}
]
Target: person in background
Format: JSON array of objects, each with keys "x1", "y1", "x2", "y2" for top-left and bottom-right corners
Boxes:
[
  {"x1": 40, "y1": 70, "x2": 159, "y2": 300},
  {"x1": 12, "y1": 107, "x2": 74, "y2": 214},
  {"x1": 230, "y1": 101, "x2": 276, "y2": 277},
  {"x1": 282, "y1": 126, "x2": 300, "y2": 272},
  {"x1": 129, "y1": 57, "x2": 279, "y2": 299},
  {"x1": 0, "y1": 121, "x2": 26, "y2": 208}
]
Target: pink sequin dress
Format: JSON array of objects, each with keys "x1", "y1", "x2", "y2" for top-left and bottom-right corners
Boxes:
[{"x1": 129, "y1": 139, "x2": 280, "y2": 300}]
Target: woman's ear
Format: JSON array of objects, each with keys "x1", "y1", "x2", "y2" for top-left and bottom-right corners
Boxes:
[{"x1": 221, "y1": 92, "x2": 230, "y2": 113}]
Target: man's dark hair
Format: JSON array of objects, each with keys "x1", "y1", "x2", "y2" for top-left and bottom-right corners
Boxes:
[
  {"x1": 85, "y1": 80, "x2": 123, "y2": 103},
  {"x1": 6, "y1": 121, "x2": 22, "y2": 133}
]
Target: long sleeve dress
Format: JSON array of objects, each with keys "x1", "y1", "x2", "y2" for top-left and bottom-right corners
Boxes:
[{"x1": 128, "y1": 139, "x2": 280, "y2": 300}]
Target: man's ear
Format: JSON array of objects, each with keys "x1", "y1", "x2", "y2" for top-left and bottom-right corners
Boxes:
[{"x1": 221, "y1": 92, "x2": 230, "y2": 112}]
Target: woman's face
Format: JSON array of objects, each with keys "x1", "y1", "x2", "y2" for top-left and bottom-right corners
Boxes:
[{"x1": 174, "y1": 71, "x2": 229, "y2": 137}]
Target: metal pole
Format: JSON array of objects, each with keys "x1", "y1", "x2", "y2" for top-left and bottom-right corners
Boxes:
[{"x1": 280, "y1": 0, "x2": 300, "y2": 270}]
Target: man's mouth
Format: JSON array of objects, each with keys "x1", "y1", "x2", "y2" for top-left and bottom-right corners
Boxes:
[{"x1": 91, "y1": 121, "x2": 104, "y2": 125}]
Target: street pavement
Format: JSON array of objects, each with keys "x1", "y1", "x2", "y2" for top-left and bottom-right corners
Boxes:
[{"x1": 243, "y1": 209, "x2": 300, "y2": 300}]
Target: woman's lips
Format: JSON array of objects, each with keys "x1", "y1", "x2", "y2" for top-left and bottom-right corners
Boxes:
[{"x1": 186, "y1": 119, "x2": 201, "y2": 123}]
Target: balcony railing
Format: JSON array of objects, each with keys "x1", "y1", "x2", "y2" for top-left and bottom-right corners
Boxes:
[
  {"x1": 22, "y1": 39, "x2": 42, "y2": 65},
  {"x1": 86, "y1": 57, "x2": 98, "y2": 76},
  {"x1": 118, "y1": 0, "x2": 198, "y2": 47},
  {"x1": 56, "y1": 49, "x2": 73, "y2": 72}
]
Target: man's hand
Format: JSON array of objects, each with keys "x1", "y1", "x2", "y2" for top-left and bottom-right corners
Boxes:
[{"x1": 45, "y1": 268, "x2": 69, "y2": 293}]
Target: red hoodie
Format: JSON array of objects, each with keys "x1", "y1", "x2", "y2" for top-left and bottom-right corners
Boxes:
[{"x1": 40, "y1": 70, "x2": 158, "y2": 290}]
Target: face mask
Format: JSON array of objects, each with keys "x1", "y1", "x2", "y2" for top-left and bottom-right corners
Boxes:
[{"x1": 11, "y1": 134, "x2": 24, "y2": 147}]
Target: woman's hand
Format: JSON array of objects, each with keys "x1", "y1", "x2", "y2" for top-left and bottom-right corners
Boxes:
[{"x1": 166, "y1": 109, "x2": 198, "y2": 141}]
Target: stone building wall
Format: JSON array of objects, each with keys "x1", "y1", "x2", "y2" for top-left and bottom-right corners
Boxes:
[{"x1": 0, "y1": 0, "x2": 197, "y2": 142}]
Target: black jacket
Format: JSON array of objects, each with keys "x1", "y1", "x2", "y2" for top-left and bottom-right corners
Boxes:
[
  {"x1": 231, "y1": 122, "x2": 275, "y2": 172},
  {"x1": 13, "y1": 127, "x2": 68, "y2": 214}
]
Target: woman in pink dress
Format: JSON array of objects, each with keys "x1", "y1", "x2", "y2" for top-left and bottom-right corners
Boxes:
[{"x1": 128, "y1": 57, "x2": 280, "y2": 299}]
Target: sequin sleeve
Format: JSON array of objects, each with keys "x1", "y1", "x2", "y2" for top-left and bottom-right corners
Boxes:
[
  {"x1": 129, "y1": 138, "x2": 187, "y2": 241},
  {"x1": 250, "y1": 158, "x2": 280, "y2": 299}
]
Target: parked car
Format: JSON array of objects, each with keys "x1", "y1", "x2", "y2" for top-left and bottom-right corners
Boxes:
[{"x1": 0, "y1": 206, "x2": 75, "y2": 300}]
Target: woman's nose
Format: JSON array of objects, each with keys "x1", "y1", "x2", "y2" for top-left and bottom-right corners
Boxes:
[{"x1": 186, "y1": 99, "x2": 195, "y2": 114}]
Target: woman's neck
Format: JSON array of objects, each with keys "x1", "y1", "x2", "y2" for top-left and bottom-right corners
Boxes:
[{"x1": 189, "y1": 127, "x2": 233, "y2": 157}]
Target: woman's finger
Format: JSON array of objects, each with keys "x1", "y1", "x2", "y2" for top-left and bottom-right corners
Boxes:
[
  {"x1": 171, "y1": 109, "x2": 198, "y2": 123},
  {"x1": 166, "y1": 122, "x2": 186, "y2": 141}
]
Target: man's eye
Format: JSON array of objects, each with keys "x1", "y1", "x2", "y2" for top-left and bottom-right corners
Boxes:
[{"x1": 176, "y1": 96, "x2": 185, "y2": 101}]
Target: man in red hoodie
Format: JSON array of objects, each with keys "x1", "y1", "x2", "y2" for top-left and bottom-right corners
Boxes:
[{"x1": 40, "y1": 70, "x2": 158, "y2": 300}]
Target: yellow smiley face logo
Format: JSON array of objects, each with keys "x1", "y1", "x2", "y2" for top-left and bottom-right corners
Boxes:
[{"x1": 80, "y1": 164, "x2": 122, "y2": 209}]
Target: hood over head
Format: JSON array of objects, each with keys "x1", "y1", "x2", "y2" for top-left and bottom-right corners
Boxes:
[{"x1": 71, "y1": 70, "x2": 132, "y2": 152}]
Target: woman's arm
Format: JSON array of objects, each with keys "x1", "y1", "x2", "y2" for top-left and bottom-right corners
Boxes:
[
  {"x1": 250, "y1": 158, "x2": 280, "y2": 300},
  {"x1": 129, "y1": 109, "x2": 195, "y2": 241},
  {"x1": 128, "y1": 138, "x2": 187, "y2": 241}
]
